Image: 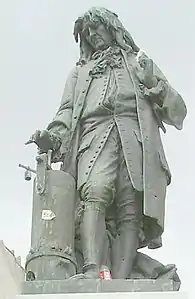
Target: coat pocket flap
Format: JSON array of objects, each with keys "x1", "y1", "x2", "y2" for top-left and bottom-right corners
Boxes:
[{"x1": 78, "y1": 134, "x2": 95, "y2": 154}]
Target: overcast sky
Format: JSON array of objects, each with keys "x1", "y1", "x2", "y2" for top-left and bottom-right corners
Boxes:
[{"x1": 0, "y1": 0, "x2": 194, "y2": 295}]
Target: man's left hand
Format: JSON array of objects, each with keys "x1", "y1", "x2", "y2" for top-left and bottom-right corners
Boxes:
[{"x1": 140, "y1": 82, "x2": 166, "y2": 107}]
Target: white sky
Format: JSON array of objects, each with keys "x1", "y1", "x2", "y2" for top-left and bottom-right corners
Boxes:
[{"x1": 0, "y1": 0, "x2": 194, "y2": 296}]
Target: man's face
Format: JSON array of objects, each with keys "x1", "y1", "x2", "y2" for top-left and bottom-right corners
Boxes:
[{"x1": 83, "y1": 22, "x2": 113, "y2": 51}]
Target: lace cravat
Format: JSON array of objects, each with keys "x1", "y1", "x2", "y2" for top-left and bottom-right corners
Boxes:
[{"x1": 89, "y1": 46, "x2": 123, "y2": 78}]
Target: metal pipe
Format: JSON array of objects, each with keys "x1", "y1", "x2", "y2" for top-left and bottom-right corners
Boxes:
[{"x1": 18, "y1": 164, "x2": 36, "y2": 174}]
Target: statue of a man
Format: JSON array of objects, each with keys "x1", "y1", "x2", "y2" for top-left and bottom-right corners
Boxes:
[{"x1": 27, "y1": 7, "x2": 187, "y2": 279}]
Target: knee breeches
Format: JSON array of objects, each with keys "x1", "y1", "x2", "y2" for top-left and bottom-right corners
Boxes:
[{"x1": 78, "y1": 127, "x2": 142, "y2": 232}]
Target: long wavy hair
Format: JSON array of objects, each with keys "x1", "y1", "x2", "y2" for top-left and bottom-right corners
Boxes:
[{"x1": 73, "y1": 7, "x2": 140, "y2": 64}]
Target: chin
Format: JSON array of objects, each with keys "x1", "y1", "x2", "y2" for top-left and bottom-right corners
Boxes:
[{"x1": 96, "y1": 44, "x2": 109, "y2": 51}]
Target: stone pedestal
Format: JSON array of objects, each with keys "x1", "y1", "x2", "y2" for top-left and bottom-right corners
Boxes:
[
  {"x1": 15, "y1": 292, "x2": 188, "y2": 299},
  {"x1": 21, "y1": 279, "x2": 180, "y2": 295}
]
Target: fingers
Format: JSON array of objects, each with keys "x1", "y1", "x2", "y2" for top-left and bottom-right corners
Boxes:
[
  {"x1": 25, "y1": 130, "x2": 41, "y2": 145},
  {"x1": 139, "y1": 84, "x2": 150, "y2": 98},
  {"x1": 25, "y1": 139, "x2": 33, "y2": 145},
  {"x1": 139, "y1": 84, "x2": 145, "y2": 92},
  {"x1": 25, "y1": 130, "x2": 62, "y2": 155}
]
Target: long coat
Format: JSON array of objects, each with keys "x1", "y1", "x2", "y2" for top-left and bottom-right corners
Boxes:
[{"x1": 47, "y1": 50, "x2": 187, "y2": 245}]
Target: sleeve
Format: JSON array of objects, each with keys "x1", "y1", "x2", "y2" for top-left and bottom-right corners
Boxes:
[
  {"x1": 153, "y1": 63, "x2": 187, "y2": 130},
  {"x1": 47, "y1": 67, "x2": 78, "y2": 156},
  {"x1": 47, "y1": 67, "x2": 78, "y2": 132}
]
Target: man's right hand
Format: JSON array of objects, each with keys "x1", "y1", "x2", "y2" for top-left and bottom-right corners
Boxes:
[{"x1": 25, "y1": 129, "x2": 62, "y2": 153}]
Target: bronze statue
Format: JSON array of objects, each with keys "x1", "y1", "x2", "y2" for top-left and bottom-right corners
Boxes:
[{"x1": 24, "y1": 7, "x2": 187, "y2": 285}]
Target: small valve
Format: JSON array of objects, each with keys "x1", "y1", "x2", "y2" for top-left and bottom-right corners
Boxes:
[
  {"x1": 19, "y1": 164, "x2": 36, "y2": 182},
  {"x1": 25, "y1": 169, "x2": 32, "y2": 181}
]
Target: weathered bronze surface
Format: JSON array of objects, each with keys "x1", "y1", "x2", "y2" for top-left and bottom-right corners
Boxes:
[{"x1": 22, "y1": 7, "x2": 187, "y2": 292}]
